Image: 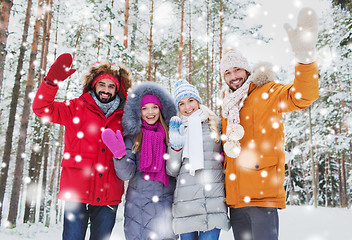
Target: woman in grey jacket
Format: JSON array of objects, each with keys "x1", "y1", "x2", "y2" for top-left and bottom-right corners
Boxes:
[
  {"x1": 166, "y1": 79, "x2": 230, "y2": 240},
  {"x1": 102, "y1": 82, "x2": 177, "y2": 240}
]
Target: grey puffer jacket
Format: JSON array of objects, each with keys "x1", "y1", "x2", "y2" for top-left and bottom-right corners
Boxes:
[
  {"x1": 115, "y1": 82, "x2": 177, "y2": 240},
  {"x1": 166, "y1": 120, "x2": 230, "y2": 234}
]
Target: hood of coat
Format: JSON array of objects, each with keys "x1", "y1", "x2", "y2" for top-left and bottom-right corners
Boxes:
[
  {"x1": 83, "y1": 61, "x2": 132, "y2": 108},
  {"x1": 249, "y1": 61, "x2": 276, "y2": 87},
  {"x1": 122, "y1": 82, "x2": 177, "y2": 136}
]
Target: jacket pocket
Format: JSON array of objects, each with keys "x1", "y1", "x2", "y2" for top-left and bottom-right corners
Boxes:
[
  {"x1": 106, "y1": 161, "x2": 124, "y2": 202},
  {"x1": 60, "y1": 154, "x2": 95, "y2": 201},
  {"x1": 238, "y1": 156, "x2": 279, "y2": 199}
]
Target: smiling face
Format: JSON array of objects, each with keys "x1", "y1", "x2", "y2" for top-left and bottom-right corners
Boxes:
[
  {"x1": 224, "y1": 67, "x2": 248, "y2": 91},
  {"x1": 178, "y1": 97, "x2": 200, "y2": 117},
  {"x1": 141, "y1": 103, "x2": 161, "y2": 125},
  {"x1": 94, "y1": 78, "x2": 117, "y2": 103}
]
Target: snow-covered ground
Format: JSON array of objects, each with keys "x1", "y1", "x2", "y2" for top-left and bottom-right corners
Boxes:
[{"x1": 0, "y1": 205, "x2": 351, "y2": 240}]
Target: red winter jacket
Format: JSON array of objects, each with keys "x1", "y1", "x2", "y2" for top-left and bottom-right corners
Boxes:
[{"x1": 32, "y1": 81, "x2": 124, "y2": 206}]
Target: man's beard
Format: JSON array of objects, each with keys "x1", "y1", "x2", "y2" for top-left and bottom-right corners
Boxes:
[
  {"x1": 95, "y1": 91, "x2": 116, "y2": 103},
  {"x1": 228, "y1": 77, "x2": 245, "y2": 91}
]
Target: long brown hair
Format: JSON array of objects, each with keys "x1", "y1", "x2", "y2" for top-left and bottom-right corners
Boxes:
[{"x1": 132, "y1": 114, "x2": 169, "y2": 153}]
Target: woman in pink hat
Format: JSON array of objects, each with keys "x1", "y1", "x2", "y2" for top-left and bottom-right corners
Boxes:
[{"x1": 101, "y1": 82, "x2": 177, "y2": 240}]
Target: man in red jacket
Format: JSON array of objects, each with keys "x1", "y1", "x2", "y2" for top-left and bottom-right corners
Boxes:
[{"x1": 32, "y1": 53, "x2": 132, "y2": 240}]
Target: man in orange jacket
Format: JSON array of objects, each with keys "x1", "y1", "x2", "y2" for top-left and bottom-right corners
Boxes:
[{"x1": 220, "y1": 7, "x2": 319, "y2": 240}]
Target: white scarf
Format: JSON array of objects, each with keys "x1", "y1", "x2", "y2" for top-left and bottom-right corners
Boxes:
[
  {"x1": 221, "y1": 79, "x2": 251, "y2": 158},
  {"x1": 182, "y1": 109, "x2": 208, "y2": 176}
]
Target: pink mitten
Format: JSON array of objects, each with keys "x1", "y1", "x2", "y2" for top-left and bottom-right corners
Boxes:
[{"x1": 101, "y1": 129, "x2": 126, "y2": 159}]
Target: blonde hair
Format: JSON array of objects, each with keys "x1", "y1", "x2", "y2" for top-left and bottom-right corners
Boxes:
[
  {"x1": 200, "y1": 105, "x2": 220, "y2": 143},
  {"x1": 132, "y1": 114, "x2": 169, "y2": 153},
  {"x1": 178, "y1": 104, "x2": 220, "y2": 143}
]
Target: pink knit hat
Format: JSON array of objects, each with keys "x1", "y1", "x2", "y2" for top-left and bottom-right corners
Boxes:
[{"x1": 140, "y1": 94, "x2": 162, "y2": 110}]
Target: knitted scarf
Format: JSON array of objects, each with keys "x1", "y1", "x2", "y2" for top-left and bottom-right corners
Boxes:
[
  {"x1": 222, "y1": 79, "x2": 251, "y2": 158},
  {"x1": 182, "y1": 109, "x2": 208, "y2": 176},
  {"x1": 139, "y1": 120, "x2": 169, "y2": 186},
  {"x1": 90, "y1": 91, "x2": 120, "y2": 117},
  {"x1": 222, "y1": 80, "x2": 251, "y2": 126}
]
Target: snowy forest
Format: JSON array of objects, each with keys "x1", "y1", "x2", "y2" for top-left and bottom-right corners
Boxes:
[{"x1": 0, "y1": 0, "x2": 351, "y2": 232}]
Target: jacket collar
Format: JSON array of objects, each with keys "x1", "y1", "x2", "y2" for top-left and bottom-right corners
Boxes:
[{"x1": 81, "y1": 92, "x2": 123, "y2": 119}]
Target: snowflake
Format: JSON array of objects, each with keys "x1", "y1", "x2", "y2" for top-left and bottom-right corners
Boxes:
[
  {"x1": 261, "y1": 170, "x2": 268, "y2": 178},
  {"x1": 77, "y1": 131, "x2": 84, "y2": 138},
  {"x1": 152, "y1": 196, "x2": 159, "y2": 203},
  {"x1": 75, "y1": 155, "x2": 82, "y2": 162},
  {"x1": 96, "y1": 164, "x2": 104, "y2": 173},
  {"x1": 163, "y1": 153, "x2": 170, "y2": 160},
  {"x1": 272, "y1": 122, "x2": 279, "y2": 129},
  {"x1": 244, "y1": 196, "x2": 251, "y2": 203},
  {"x1": 73, "y1": 117, "x2": 80, "y2": 124},
  {"x1": 204, "y1": 184, "x2": 212, "y2": 191},
  {"x1": 64, "y1": 192, "x2": 72, "y2": 200},
  {"x1": 229, "y1": 173, "x2": 236, "y2": 181}
]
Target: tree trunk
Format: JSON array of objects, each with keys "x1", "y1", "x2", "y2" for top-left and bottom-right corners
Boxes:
[
  {"x1": 324, "y1": 153, "x2": 328, "y2": 207},
  {"x1": 308, "y1": 106, "x2": 317, "y2": 207},
  {"x1": 210, "y1": 20, "x2": 215, "y2": 111},
  {"x1": 38, "y1": 0, "x2": 53, "y2": 223},
  {"x1": 206, "y1": 0, "x2": 209, "y2": 107},
  {"x1": 130, "y1": 0, "x2": 139, "y2": 53},
  {"x1": 45, "y1": 127, "x2": 62, "y2": 227},
  {"x1": 340, "y1": 152, "x2": 347, "y2": 207},
  {"x1": 107, "y1": 0, "x2": 114, "y2": 56},
  {"x1": 0, "y1": 0, "x2": 32, "y2": 225},
  {"x1": 24, "y1": 0, "x2": 53, "y2": 223},
  {"x1": 124, "y1": 0, "x2": 129, "y2": 49},
  {"x1": 0, "y1": 0, "x2": 13, "y2": 98},
  {"x1": 7, "y1": 0, "x2": 44, "y2": 227},
  {"x1": 147, "y1": 0, "x2": 154, "y2": 82},
  {"x1": 23, "y1": 121, "x2": 43, "y2": 223},
  {"x1": 177, "y1": 0, "x2": 184, "y2": 80},
  {"x1": 39, "y1": 127, "x2": 50, "y2": 223},
  {"x1": 188, "y1": 0, "x2": 191, "y2": 83},
  {"x1": 328, "y1": 156, "x2": 335, "y2": 207},
  {"x1": 219, "y1": 0, "x2": 223, "y2": 92},
  {"x1": 336, "y1": 79, "x2": 348, "y2": 208}
]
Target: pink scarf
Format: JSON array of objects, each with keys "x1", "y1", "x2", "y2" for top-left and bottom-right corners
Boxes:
[{"x1": 139, "y1": 120, "x2": 169, "y2": 186}]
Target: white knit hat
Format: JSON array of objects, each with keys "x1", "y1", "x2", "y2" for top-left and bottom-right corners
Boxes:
[
  {"x1": 220, "y1": 49, "x2": 252, "y2": 78},
  {"x1": 173, "y1": 79, "x2": 202, "y2": 107}
]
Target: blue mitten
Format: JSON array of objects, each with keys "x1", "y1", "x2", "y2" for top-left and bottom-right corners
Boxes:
[{"x1": 169, "y1": 116, "x2": 185, "y2": 150}]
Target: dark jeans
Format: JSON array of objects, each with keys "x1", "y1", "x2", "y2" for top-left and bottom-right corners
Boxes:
[
  {"x1": 230, "y1": 207, "x2": 278, "y2": 240},
  {"x1": 180, "y1": 228, "x2": 221, "y2": 240},
  {"x1": 63, "y1": 201, "x2": 118, "y2": 240}
]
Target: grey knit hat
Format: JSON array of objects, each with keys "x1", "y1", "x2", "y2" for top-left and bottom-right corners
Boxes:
[{"x1": 220, "y1": 49, "x2": 252, "y2": 78}]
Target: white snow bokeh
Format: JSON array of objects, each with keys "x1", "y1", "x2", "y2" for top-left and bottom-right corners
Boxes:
[{"x1": 231, "y1": 0, "x2": 331, "y2": 67}]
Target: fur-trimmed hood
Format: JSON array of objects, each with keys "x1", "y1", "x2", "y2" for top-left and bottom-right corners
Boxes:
[
  {"x1": 122, "y1": 82, "x2": 177, "y2": 136},
  {"x1": 250, "y1": 61, "x2": 276, "y2": 87},
  {"x1": 83, "y1": 61, "x2": 133, "y2": 108}
]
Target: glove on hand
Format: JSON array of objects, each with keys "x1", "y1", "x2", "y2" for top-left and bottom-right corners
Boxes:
[
  {"x1": 45, "y1": 53, "x2": 76, "y2": 85},
  {"x1": 169, "y1": 116, "x2": 185, "y2": 150},
  {"x1": 284, "y1": 7, "x2": 318, "y2": 64},
  {"x1": 101, "y1": 129, "x2": 126, "y2": 159}
]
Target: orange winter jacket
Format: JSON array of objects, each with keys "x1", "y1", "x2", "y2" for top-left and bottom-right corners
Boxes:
[{"x1": 222, "y1": 62, "x2": 319, "y2": 209}]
